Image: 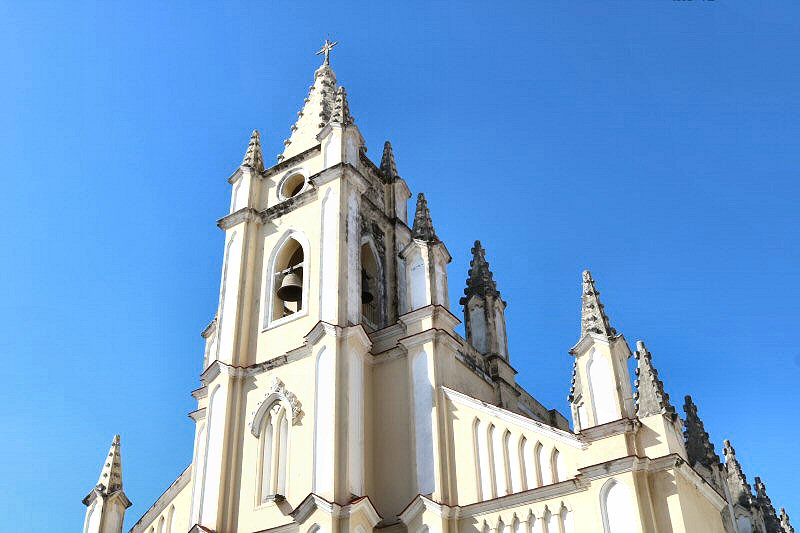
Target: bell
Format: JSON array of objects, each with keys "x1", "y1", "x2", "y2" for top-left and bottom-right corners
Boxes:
[
  {"x1": 276, "y1": 271, "x2": 303, "y2": 302},
  {"x1": 361, "y1": 269, "x2": 374, "y2": 304}
]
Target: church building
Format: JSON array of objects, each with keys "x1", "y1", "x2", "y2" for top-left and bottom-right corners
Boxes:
[{"x1": 82, "y1": 41, "x2": 794, "y2": 533}]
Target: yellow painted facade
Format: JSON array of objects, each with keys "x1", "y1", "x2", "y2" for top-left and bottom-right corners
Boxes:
[{"x1": 82, "y1": 49, "x2": 793, "y2": 533}]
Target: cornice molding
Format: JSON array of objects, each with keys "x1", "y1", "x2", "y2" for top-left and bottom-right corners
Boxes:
[
  {"x1": 217, "y1": 207, "x2": 261, "y2": 231},
  {"x1": 578, "y1": 418, "x2": 637, "y2": 442}
]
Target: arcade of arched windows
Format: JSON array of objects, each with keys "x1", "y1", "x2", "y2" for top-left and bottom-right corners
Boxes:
[{"x1": 473, "y1": 418, "x2": 569, "y2": 501}]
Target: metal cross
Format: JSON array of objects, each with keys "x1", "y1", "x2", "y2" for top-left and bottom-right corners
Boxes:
[{"x1": 316, "y1": 38, "x2": 338, "y2": 64}]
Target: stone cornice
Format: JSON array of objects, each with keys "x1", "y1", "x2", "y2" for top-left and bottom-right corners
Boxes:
[
  {"x1": 261, "y1": 187, "x2": 318, "y2": 223},
  {"x1": 290, "y1": 493, "x2": 383, "y2": 526},
  {"x1": 188, "y1": 407, "x2": 206, "y2": 422},
  {"x1": 569, "y1": 332, "x2": 630, "y2": 357},
  {"x1": 461, "y1": 479, "x2": 587, "y2": 517},
  {"x1": 217, "y1": 207, "x2": 261, "y2": 231},
  {"x1": 200, "y1": 360, "x2": 247, "y2": 386},
  {"x1": 442, "y1": 387, "x2": 586, "y2": 449},
  {"x1": 578, "y1": 418, "x2": 638, "y2": 442},
  {"x1": 398, "y1": 495, "x2": 459, "y2": 526},
  {"x1": 201, "y1": 317, "x2": 217, "y2": 339}
]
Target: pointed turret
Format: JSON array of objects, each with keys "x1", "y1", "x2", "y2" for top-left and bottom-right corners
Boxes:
[
  {"x1": 581, "y1": 270, "x2": 616, "y2": 338},
  {"x1": 461, "y1": 241, "x2": 500, "y2": 302},
  {"x1": 459, "y1": 240, "x2": 514, "y2": 406},
  {"x1": 633, "y1": 341, "x2": 677, "y2": 420},
  {"x1": 754, "y1": 477, "x2": 782, "y2": 532},
  {"x1": 569, "y1": 270, "x2": 633, "y2": 431},
  {"x1": 781, "y1": 508, "x2": 794, "y2": 533},
  {"x1": 683, "y1": 396, "x2": 721, "y2": 469},
  {"x1": 412, "y1": 193, "x2": 438, "y2": 242},
  {"x1": 380, "y1": 141, "x2": 399, "y2": 179},
  {"x1": 723, "y1": 439, "x2": 755, "y2": 508},
  {"x1": 241, "y1": 129, "x2": 264, "y2": 173},
  {"x1": 82, "y1": 435, "x2": 131, "y2": 533}
]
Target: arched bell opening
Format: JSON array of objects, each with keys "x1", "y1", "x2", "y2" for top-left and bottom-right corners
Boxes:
[
  {"x1": 360, "y1": 241, "x2": 383, "y2": 330},
  {"x1": 273, "y1": 238, "x2": 305, "y2": 320}
]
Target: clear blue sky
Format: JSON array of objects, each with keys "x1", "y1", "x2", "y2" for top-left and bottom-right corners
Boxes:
[{"x1": 2, "y1": 1, "x2": 798, "y2": 530}]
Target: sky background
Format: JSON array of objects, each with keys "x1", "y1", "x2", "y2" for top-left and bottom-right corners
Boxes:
[{"x1": 2, "y1": 1, "x2": 799, "y2": 531}]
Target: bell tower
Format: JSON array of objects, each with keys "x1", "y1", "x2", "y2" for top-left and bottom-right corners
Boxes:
[{"x1": 186, "y1": 41, "x2": 420, "y2": 532}]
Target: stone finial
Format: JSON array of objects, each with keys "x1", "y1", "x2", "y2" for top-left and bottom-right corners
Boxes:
[
  {"x1": 96, "y1": 434, "x2": 124, "y2": 494},
  {"x1": 754, "y1": 477, "x2": 782, "y2": 531},
  {"x1": 331, "y1": 86, "x2": 354, "y2": 126},
  {"x1": 633, "y1": 341, "x2": 677, "y2": 420},
  {"x1": 242, "y1": 130, "x2": 265, "y2": 173},
  {"x1": 781, "y1": 508, "x2": 794, "y2": 533},
  {"x1": 723, "y1": 439, "x2": 755, "y2": 508},
  {"x1": 460, "y1": 240, "x2": 500, "y2": 304},
  {"x1": 412, "y1": 193, "x2": 438, "y2": 242},
  {"x1": 380, "y1": 141, "x2": 399, "y2": 179},
  {"x1": 683, "y1": 396, "x2": 721, "y2": 469},
  {"x1": 580, "y1": 270, "x2": 616, "y2": 338}
]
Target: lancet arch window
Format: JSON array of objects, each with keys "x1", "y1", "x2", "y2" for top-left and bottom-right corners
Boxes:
[
  {"x1": 360, "y1": 239, "x2": 384, "y2": 331},
  {"x1": 256, "y1": 401, "x2": 290, "y2": 501},
  {"x1": 266, "y1": 232, "x2": 309, "y2": 327}
]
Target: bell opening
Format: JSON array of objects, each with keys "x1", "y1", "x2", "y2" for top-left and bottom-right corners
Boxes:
[{"x1": 272, "y1": 239, "x2": 305, "y2": 320}]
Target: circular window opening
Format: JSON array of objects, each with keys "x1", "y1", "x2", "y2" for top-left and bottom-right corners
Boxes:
[{"x1": 281, "y1": 173, "x2": 306, "y2": 199}]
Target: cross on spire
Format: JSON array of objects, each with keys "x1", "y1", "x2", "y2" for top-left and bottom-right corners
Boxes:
[{"x1": 316, "y1": 38, "x2": 338, "y2": 65}]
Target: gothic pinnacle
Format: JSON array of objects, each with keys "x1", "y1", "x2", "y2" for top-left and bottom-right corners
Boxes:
[
  {"x1": 723, "y1": 439, "x2": 754, "y2": 507},
  {"x1": 97, "y1": 434, "x2": 124, "y2": 494},
  {"x1": 412, "y1": 193, "x2": 438, "y2": 242},
  {"x1": 781, "y1": 508, "x2": 794, "y2": 533},
  {"x1": 380, "y1": 141, "x2": 399, "y2": 179},
  {"x1": 461, "y1": 240, "x2": 500, "y2": 304},
  {"x1": 331, "y1": 86, "x2": 353, "y2": 126},
  {"x1": 754, "y1": 477, "x2": 781, "y2": 531},
  {"x1": 241, "y1": 129, "x2": 265, "y2": 173},
  {"x1": 580, "y1": 270, "x2": 616, "y2": 338},
  {"x1": 633, "y1": 341, "x2": 677, "y2": 420},
  {"x1": 683, "y1": 396, "x2": 721, "y2": 470}
]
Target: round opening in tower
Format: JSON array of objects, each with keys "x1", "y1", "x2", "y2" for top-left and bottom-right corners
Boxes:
[{"x1": 280, "y1": 173, "x2": 306, "y2": 200}]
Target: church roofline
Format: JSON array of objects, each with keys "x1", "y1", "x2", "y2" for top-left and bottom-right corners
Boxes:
[
  {"x1": 127, "y1": 465, "x2": 191, "y2": 533},
  {"x1": 442, "y1": 386, "x2": 585, "y2": 449}
]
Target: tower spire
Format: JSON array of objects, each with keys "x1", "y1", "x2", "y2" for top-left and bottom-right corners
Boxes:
[
  {"x1": 241, "y1": 129, "x2": 264, "y2": 173},
  {"x1": 683, "y1": 396, "x2": 721, "y2": 469},
  {"x1": 462, "y1": 240, "x2": 500, "y2": 302},
  {"x1": 633, "y1": 341, "x2": 677, "y2": 420},
  {"x1": 380, "y1": 141, "x2": 399, "y2": 179},
  {"x1": 580, "y1": 270, "x2": 616, "y2": 338},
  {"x1": 280, "y1": 39, "x2": 360, "y2": 162},
  {"x1": 412, "y1": 193, "x2": 438, "y2": 242}
]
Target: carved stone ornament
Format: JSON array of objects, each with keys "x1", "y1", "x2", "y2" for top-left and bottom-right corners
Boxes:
[{"x1": 250, "y1": 377, "x2": 303, "y2": 435}]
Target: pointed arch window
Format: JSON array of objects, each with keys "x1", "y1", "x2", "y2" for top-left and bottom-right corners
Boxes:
[
  {"x1": 267, "y1": 233, "x2": 309, "y2": 327},
  {"x1": 600, "y1": 479, "x2": 636, "y2": 533},
  {"x1": 257, "y1": 401, "x2": 290, "y2": 501}
]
